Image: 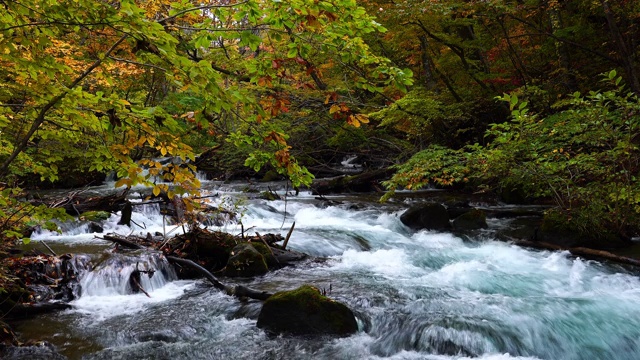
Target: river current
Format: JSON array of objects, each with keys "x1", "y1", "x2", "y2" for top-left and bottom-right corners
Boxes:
[{"x1": 14, "y1": 181, "x2": 640, "y2": 360}]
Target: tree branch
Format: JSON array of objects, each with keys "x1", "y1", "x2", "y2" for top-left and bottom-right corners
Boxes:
[{"x1": 0, "y1": 34, "x2": 128, "y2": 178}]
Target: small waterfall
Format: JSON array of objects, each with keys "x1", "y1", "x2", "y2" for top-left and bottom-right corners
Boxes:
[
  {"x1": 78, "y1": 251, "x2": 177, "y2": 297},
  {"x1": 196, "y1": 171, "x2": 209, "y2": 182},
  {"x1": 339, "y1": 155, "x2": 363, "y2": 173}
]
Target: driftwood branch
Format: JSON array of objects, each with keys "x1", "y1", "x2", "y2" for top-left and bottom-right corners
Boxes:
[
  {"x1": 283, "y1": 222, "x2": 295, "y2": 250},
  {"x1": 100, "y1": 234, "x2": 144, "y2": 249}
]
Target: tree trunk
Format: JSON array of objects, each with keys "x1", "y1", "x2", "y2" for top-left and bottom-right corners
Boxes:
[
  {"x1": 600, "y1": 0, "x2": 640, "y2": 93},
  {"x1": 547, "y1": 3, "x2": 577, "y2": 92},
  {"x1": 419, "y1": 35, "x2": 438, "y2": 91}
]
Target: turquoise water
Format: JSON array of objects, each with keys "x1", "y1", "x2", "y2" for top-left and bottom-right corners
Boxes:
[{"x1": 18, "y1": 188, "x2": 640, "y2": 360}]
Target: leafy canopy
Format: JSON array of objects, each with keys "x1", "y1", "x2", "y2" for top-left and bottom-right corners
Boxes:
[{"x1": 0, "y1": 0, "x2": 412, "y2": 241}]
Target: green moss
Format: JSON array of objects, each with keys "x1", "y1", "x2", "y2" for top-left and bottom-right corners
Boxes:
[
  {"x1": 258, "y1": 284, "x2": 358, "y2": 335},
  {"x1": 251, "y1": 242, "x2": 277, "y2": 266},
  {"x1": 269, "y1": 285, "x2": 324, "y2": 310},
  {"x1": 80, "y1": 211, "x2": 111, "y2": 222}
]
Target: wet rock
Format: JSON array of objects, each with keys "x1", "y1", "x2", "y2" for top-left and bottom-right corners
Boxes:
[
  {"x1": 257, "y1": 285, "x2": 358, "y2": 336},
  {"x1": 270, "y1": 247, "x2": 308, "y2": 265},
  {"x1": 87, "y1": 222, "x2": 104, "y2": 233},
  {"x1": 452, "y1": 209, "x2": 488, "y2": 231},
  {"x1": 136, "y1": 330, "x2": 179, "y2": 343},
  {"x1": 400, "y1": 203, "x2": 451, "y2": 231},
  {"x1": 223, "y1": 243, "x2": 269, "y2": 277}
]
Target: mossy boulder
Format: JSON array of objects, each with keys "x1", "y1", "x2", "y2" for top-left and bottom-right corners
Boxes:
[
  {"x1": 250, "y1": 242, "x2": 278, "y2": 267},
  {"x1": 452, "y1": 209, "x2": 488, "y2": 231},
  {"x1": 223, "y1": 243, "x2": 269, "y2": 277},
  {"x1": 400, "y1": 203, "x2": 451, "y2": 231},
  {"x1": 257, "y1": 285, "x2": 358, "y2": 336}
]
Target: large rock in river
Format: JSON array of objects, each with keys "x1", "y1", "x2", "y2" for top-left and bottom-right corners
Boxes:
[
  {"x1": 452, "y1": 209, "x2": 488, "y2": 231},
  {"x1": 400, "y1": 203, "x2": 451, "y2": 231},
  {"x1": 257, "y1": 285, "x2": 358, "y2": 336}
]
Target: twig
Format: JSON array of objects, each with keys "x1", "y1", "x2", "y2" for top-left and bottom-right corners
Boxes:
[
  {"x1": 130, "y1": 219, "x2": 146, "y2": 229},
  {"x1": 236, "y1": 225, "x2": 255, "y2": 238},
  {"x1": 282, "y1": 221, "x2": 295, "y2": 250},
  {"x1": 41, "y1": 241, "x2": 57, "y2": 257},
  {"x1": 99, "y1": 234, "x2": 143, "y2": 249},
  {"x1": 131, "y1": 276, "x2": 151, "y2": 298},
  {"x1": 255, "y1": 232, "x2": 276, "y2": 259}
]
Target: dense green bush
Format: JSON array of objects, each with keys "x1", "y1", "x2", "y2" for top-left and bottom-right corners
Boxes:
[{"x1": 386, "y1": 71, "x2": 640, "y2": 240}]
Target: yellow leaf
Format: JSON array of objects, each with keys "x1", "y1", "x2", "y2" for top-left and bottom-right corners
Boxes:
[
  {"x1": 354, "y1": 113, "x2": 369, "y2": 124},
  {"x1": 160, "y1": 146, "x2": 167, "y2": 156},
  {"x1": 347, "y1": 115, "x2": 361, "y2": 128},
  {"x1": 153, "y1": 186, "x2": 161, "y2": 197},
  {"x1": 114, "y1": 178, "x2": 131, "y2": 188},
  {"x1": 329, "y1": 104, "x2": 340, "y2": 114}
]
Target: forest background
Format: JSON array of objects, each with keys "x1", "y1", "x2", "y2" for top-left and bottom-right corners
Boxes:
[{"x1": 0, "y1": 0, "x2": 639, "y2": 268}]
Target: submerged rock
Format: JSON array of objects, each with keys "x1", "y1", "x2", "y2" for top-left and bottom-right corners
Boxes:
[
  {"x1": 400, "y1": 203, "x2": 451, "y2": 231},
  {"x1": 223, "y1": 243, "x2": 269, "y2": 277},
  {"x1": 257, "y1": 285, "x2": 358, "y2": 336}
]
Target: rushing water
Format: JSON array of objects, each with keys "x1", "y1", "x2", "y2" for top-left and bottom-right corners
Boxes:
[{"x1": 13, "y1": 182, "x2": 640, "y2": 360}]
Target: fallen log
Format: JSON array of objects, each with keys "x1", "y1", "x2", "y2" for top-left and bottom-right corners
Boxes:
[
  {"x1": 513, "y1": 240, "x2": 640, "y2": 267},
  {"x1": 311, "y1": 167, "x2": 395, "y2": 195},
  {"x1": 166, "y1": 256, "x2": 273, "y2": 300},
  {"x1": 100, "y1": 234, "x2": 144, "y2": 250},
  {"x1": 49, "y1": 189, "x2": 129, "y2": 216}
]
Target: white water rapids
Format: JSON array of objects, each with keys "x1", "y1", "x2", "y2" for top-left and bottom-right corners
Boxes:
[{"x1": 15, "y1": 182, "x2": 640, "y2": 360}]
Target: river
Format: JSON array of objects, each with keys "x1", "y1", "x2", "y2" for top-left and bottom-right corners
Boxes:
[{"x1": 10, "y1": 180, "x2": 640, "y2": 360}]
